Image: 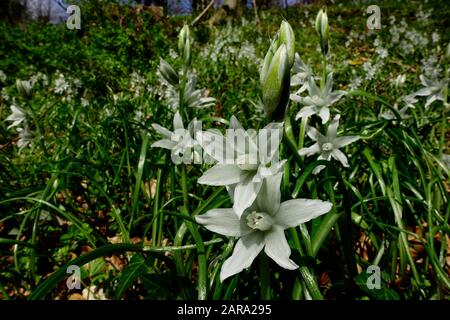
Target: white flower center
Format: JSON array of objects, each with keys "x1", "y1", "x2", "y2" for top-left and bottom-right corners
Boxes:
[
  {"x1": 322, "y1": 142, "x2": 334, "y2": 151},
  {"x1": 246, "y1": 211, "x2": 274, "y2": 231},
  {"x1": 171, "y1": 133, "x2": 184, "y2": 143}
]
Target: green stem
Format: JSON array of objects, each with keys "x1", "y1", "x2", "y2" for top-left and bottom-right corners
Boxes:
[
  {"x1": 181, "y1": 165, "x2": 189, "y2": 208},
  {"x1": 320, "y1": 53, "x2": 327, "y2": 90},
  {"x1": 181, "y1": 206, "x2": 207, "y2": 300}
]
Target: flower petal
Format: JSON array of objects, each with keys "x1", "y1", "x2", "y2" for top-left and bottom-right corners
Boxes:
[
  {"x1": 173, "y1": 111, "x2": 184, "y2": 130},
  {"x1": 264, "y1": 226, "x2": 298, "y2": 269},
  {"x1": 256, "y1": 172, "x2": 282, "y2": 215},
  {"x1": 195, "y1": 208, "x2": 252, "y2": 237},
  {"x1": 414, "y1": 88, "x2": 432, "y2": 96},
  {"x1": 318, "y1": 107, "x2": 330, "y2": 124},
  {"x1": 151, "y1": 123, "x2": 172, "y2": 139},
  {"x1": 233, "y1": 175, "x2": 262, "y2": 218},
  {"x1": 220, "y1": 232, "x2": 265, "y2": 282},
  {"x1": 333, "y1": 135, "x2": 359, "y2": 148},
  {"x1": 327, "y1": 114, "x2": 340, "y2": 139},
  {"x1": 198, "y1": 164, "x2": 243, "y2": 186},
  {"x1": 312, "y1": 164, "x2": 326, "y2": 175},
  {"x1": 229, "y1": 115, "x2": 244, "y2": 130},
  {"x1": 151, "y1": 139, "x2": 177, "y2": 150},
  {"x1": 299, "y1": 143, "x2": 320, "y2": 157},
  {"x1": 275, "y1": 199, "x2": 332, "y2": 228},
  {"x1": 331, "y1": 149, "x2": 349, "y2": 167},
  {"x1": 295, "y1": 106, "x2": 316, "y2": 120}
]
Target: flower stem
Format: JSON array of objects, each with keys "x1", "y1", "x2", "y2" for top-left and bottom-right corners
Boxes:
[
  {"x1": 320, "y1": 53, "x2": 327, "y2": 90},
  {"x1": 180, "y1": 165, "x2": 189, "y2": 208}
]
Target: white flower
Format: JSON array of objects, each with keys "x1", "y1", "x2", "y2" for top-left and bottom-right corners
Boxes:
[
  {"x1": 195, "y1": 173, "x2": 332, "y2": 282},
  {"x1": 299, "y1": 115, "x2": 359, "y2": 174},
  {"x1": 393, "y1": 74, "x2": 406, "y2": 88},
  {"x1": 16, "y1": 125, "x2": 33, "y2": 149},
  {"x1": 151, "y1": 111, "x2": 201, "y2": 164},
  {"x1": 54, "y1": 73, "x2": 70, "y2": 95},
  {"x1": 442, "y1": 154, "x2": 450, "y2": 170},
  {"x1": 291, "y1": 53, "x2": 313, "y2": 93},
  {"x1": 196, "y1": 117, "x2": 285, "y2": 217},
  {"x1": 0, "y1": 70, "x2": 6, "y2": 83},
  {"x1": 163, "y1": 73, "x2": 215, "y2": 110},
  {"x1": 291, "y1": 73, "x2": 345, "y2": 124},
  {"x1": 414, "y1": 75, "x2": 449, "y2": 108},
  {"x1": 6, "y1": 105, "x2": 26, "y2": 129}
]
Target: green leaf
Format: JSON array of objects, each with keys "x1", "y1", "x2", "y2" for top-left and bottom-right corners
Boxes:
[{"x1": 115, "y1": 254, "x2": 153, "y2": 299}]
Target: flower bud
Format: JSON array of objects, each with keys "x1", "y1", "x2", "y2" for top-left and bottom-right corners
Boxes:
[
  {"x1": 260, "y1": 40, "x2": 276, "y2": 86},
  {"x1": 16, "y1": 79, "x2": 32, "y2": 99},
  {"x1": 315, "y1": 9, "x2": 329, "y2": 55},
  {"x1": 278, "y1": 20, "x2": 295, "y2": 67},
  {"x1": 262, "y1": 44, "x2": 290, "y2": 120},
  {"x1": 159, "y1": 58, "x2": 179, "y2": 86},
  {"x1": 178, "y1": 24, "x2": 191, "y2": 66}
]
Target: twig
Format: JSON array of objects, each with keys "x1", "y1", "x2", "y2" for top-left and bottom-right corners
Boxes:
[
  {"x1": 191, "y1": 0, "x2": 216, "y2": 26},
  {"x1": 253, "y1": 0, "x2": 260, "y2": 24}
]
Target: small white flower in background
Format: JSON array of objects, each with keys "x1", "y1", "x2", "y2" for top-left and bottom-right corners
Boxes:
[
  {"x1": 291, "y1": 72, "x2": 345, "y2": 124},
  {"x1": 414, "y1": 75, "x2": 449, "y2": 108},
  {"x1": 81, "y1": 98, "x2": 89, "y2": 107},
  {"x1": 363, "y1": 61, "x2": 377, "y2": 81},
  {"x1": 54, "y1": 73, "x2": 70, "y2": 95},
  {"x1": 401, "y1": 94, "x2": 418, "y2": 109},
  {"x1": 6, "y1": 105, "x2": 26, "y2": 129},
  {"x1": 16, "y1": 125, "x2": 33, "y2": 150},
  {"x1": 432, "y1": 32, "x2": 440, "y2": 44},
  {"x1": 0, "y1": 70, "x2": 6, "y2": 83},
  {"x1": 82, "y1": 285, "x2": 107, "y2": 300},
  {"x1": 151, "y1": 111, "x2": 201, "y2": 165},
  {"x1": 196, "y1": 116, "x2": 285, "y2": 217},
  {"x1": 393, "y1": 74, "x2": 406, "y2": 88},
  {"x1": 348, "y1": 76, "x2": 362, "y2": 91},
  {"x1": 380, "y1": 104, "x2": 412, "y2": 121},
  {"x1": 1, "y1": 88, "x2": 9, "y2": 101},
  {"x1": 442, "y1": 154, "x2": 450, "y2": 170},
  {"x1": 299, "y1": 114, "x2": 359, "y2": 174},
  {"x1": 291, "y1": 53, "x2": 313, "y2": 93},
  {"x1": 195, "y1": 173, "x2": 332, "y2": 282}
]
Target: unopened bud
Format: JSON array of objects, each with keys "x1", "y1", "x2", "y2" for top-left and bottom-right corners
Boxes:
[
  {"x1": 315, "y1": 9, "x2": 329, "y2": 55},
  {"x1": 159, "y1": 59, "x2": 179, "y2": 86},
  {"x1": 16, "y1": 79, "x2": 32, "y2": 99},
  {"x1": 178, "y1": 25, "x2": 191, "y2": 66},
  {"x1": 278, "y1": 20, "x2": 295, "y2": 67},
  {"x1": 262, "y1": 44, "x2": 290, "y2": 120}
]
